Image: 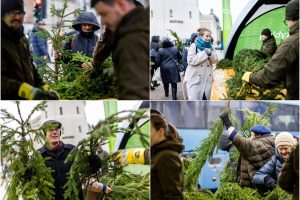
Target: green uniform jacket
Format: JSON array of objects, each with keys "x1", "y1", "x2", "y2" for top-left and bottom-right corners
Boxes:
[
  {"x1": 260, "y1": 36, "x2": 277, "y2": 56},
  {"x1": 1, "y1": 22, "x2": 44, "y2": 99},
  {"x1": 278, "y1": 144, "x2": 299, "y2": 200},
  {"x1": 112, "y1": 7, "x2": 149, "y2": 100},
  {"x1": 250, "y1": 22, "x2": 299, "y2": 100},
  {"x1": 230, "y1": 131, "x2": 275, "y2": 187},
  {"x1": 151, "y1": 140, "x2": 184, "y2": 200}
]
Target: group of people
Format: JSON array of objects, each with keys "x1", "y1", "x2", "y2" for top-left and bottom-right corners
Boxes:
[
  {"x1": 150, "y1": 0, "x2": 298, "y2": 101},
  {"x1": 2, "y1": 0, "x2": 149, "y2": 100},
  {"x1": 150, "y1": 27, "x2": 218, "y2": 100},
  {"x1": 220, "y1": 112, "x2": 299, "y2": 199}
]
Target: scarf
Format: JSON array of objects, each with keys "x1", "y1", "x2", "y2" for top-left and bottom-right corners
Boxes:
[
  {"x1": 195, "y1": 36, "x2": 212, "y2": 51},
  {"x1": 49, "y1": 141, "x2": 63, "y2": 153}
]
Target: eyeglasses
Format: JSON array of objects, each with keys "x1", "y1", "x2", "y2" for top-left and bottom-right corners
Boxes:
[{"x1": 9, "y1": 10, "x2": 25, "y2": 17}]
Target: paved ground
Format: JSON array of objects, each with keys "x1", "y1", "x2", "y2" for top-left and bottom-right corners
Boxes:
[{"x1": 150, "y1": 73, "x2": 185, "y2": 100}]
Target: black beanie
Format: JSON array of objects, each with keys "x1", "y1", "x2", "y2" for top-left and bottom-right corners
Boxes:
[
  {"x1": 285, "y1": 0, "x2": 299, "y2": 20},
  {"x1": 1, "y1": 0, "x2": 24, "y2": 17},
  {"x1": 261, "y1": 28, "x2": 271, "y2": 37}
]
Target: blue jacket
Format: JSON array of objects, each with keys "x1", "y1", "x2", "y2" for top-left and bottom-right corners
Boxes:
[
  {"x1": 30, "y1": 26, "x2": 49, "y2": 65},
  {"x1": 252, "y1": 149, "x2": 285, "y2": 188}
]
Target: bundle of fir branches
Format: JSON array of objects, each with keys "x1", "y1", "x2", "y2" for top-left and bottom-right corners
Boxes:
[
  {"x1": 1, "y1": 101, "x2": 55, "y2": 200},
  {"x1": 63, "y1": 109, "x2": 149, "y2": 200},
  {"x1": 185, "y1": 102, "x2": 238, "y2": 191},
  {"x1": 224, "y1": 49, "x2": 285, "y2": 100},
  {"x1": 36, "y1": 0, "x2": 117, "y2": 99}
]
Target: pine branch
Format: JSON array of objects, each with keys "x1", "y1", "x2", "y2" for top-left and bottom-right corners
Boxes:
[
  {"x1": 185, "y1": 102, "x2": 237, "y2": 191},
  {"x1": 1, "y1": 101, "x2": 55, "y2": 200},
  {"x1": 63, "y1": 109, "x2": 149, "y2": 200}
]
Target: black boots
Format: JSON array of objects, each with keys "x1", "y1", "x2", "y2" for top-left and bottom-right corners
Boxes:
[
  {"x1": 163, "y1": 84, "x2": 169, "y2": 97},
  {"x1": 171, "y1": 84, "x2": 177, "y2": 100}
]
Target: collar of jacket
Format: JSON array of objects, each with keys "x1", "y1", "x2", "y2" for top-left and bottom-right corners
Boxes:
[
  {"x1": 151, "y1": 139, "x2": 184, "y2": 156},
  {"x1": 39, "y1": 142, "x2": 73, "y2": 155},
  {"x1": 112, "y1": 7, "x2": 146, "y2": 48},
  {"x1": 1, "y1": 20, "x2": 24, "y2": 41},
  {"x1": 263, "y1": 35, "x2": 275, "y2": 44},
  {"x1": 289, "y1": 21, "x2": 299, "y2": 35}
]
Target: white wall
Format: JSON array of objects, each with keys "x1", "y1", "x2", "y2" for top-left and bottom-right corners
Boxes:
[{"x1": 150, "y1": 0, "x2": 201, "y2": 40}]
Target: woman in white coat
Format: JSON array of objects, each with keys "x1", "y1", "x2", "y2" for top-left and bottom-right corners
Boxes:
[{"x1": 183, "y1": 28, "x2": 218, "y2": 100}]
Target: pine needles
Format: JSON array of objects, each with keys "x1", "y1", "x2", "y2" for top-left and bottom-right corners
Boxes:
[
  {"x1": 222, "y1": 49, "x2": 285, "y2": 100},
  {"x1": 63, "y1": 109, "x2": 149, "y2": 200},
  {"x1": 185, "y1": 103, "x2": 238, "y2": 191},
  {"x1": 1, "y1": 101, "x2": 55, "y2": 200}
]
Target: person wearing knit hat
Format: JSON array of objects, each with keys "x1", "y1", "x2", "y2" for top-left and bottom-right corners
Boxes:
[
  {"x1": 253, "y1": 132, "x2": 295, "y2": 192},
  {"x1": 37, "y1": 120, "x2": 112, "y2": 199},
  {"x1": 1, "y1": 0, "x2": 59, "y2": 100},
  {"x1": 260, "y1": 28, "x2": 277, "y2": 56},
  {"x1": 219, "y1": 112, "x2": 275, "y2": 188},
  {"x1": 242, "y1": 0, "x2": 299, "y2": 100}
]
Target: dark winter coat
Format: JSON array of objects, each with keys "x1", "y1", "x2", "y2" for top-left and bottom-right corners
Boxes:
[
  {"x1": 182, "y1": 47, "x2": 188, "y2": 70},
  {"x1": 1, "y1": 21, "x2": 45, "y2": 100},
  {"x1": 219, "y1": 134, "x2": 237, "y2": 169},
  {"x1": 38, "y1": 143, "x2": 102, "y2": 200},
  {"x1": 278, "y1": 144, "x2": 299, "y2": 200},
  {"x1": 260, "y1": 35, "x2": 277, "y2": 56},
  {"x1": 250, "y1": 22, "x2": 299, "y2": 100},
  {"x1": 156, "y1": 39, "x2": 182, "y2": 84},
  {"x1": 111, "y1": 7, "x2": 149, "y2": 99},
  {"x1": 252, "y1": 149, "x2": 284, "y2": 190},
  {"x1": 151, "y1": 140, "x2": 184, "y2": 200},
  {"x1": 229, "y1": 130, "x2": 275, "y2": 187},
  {"x1": 64, "y1": 12, "x2": 100, "y2": 58},
  {"x1": 30, "y1": 26, "x2": 50, "y2": 65}
]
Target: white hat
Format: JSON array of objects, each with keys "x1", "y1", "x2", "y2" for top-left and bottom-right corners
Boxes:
[{"x1": 275, "y1": 132, "x2": 295, "y2": 148}]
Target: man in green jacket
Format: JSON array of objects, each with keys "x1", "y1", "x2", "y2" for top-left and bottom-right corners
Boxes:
[
  {"x1": 242, "y1": 0, "x2": 299, "y2": 100},
  {"x1": 220, "y1": 113, "x2": 275, "y2": 188},
  {"x1": 91, "y1": 0, "x2": 149, "y2": 100},
  {"x1": 1, "y1": 0, "x2": 59, "y2": 100},
  {"x1": 260, "y1": 28, "x2": 277, "y2": 56}
]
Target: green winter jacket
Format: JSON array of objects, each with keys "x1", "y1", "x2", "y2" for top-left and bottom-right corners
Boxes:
[
  {"x1": 151, "y1": 140, "x2": 184, "y2": 200},
  {"x1": 250, "y1": 22, "x2": 299, "y2": 100},
  {"x1": 260, "y1": 36, "x2": 277, "y2": 56},
  {"x1": 230, "y1": 131, "x2": 275, "y2": 187},
  {"x1": 111, "y1": 7, "x2": 149, "y2": 100},
  {"x1": 1, "y1": 21, "x2": 44, "y2": 99},
  {"x1": 278, "y1": 144, "x2": 299, "y2": 200}
]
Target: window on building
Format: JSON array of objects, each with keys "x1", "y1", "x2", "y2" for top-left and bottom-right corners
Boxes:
[
  {"x1": 79, "y1": 126, "x2": 82, "y2": 133},
  {"x1": 59, "y1": 107, "x2": 63, "y2": 115},
  {"x1": 169, "y1": 9, "x2": 173, "y2": 17},
  {"x1": 189, "y1": 11, "x2": 192, "y2": 19},
  {"x1": 151, "y1": 10, "x2": 153, "y2": 18},
  {"x1": 76, "y1": 106, "x2": 80, "y2": 114}
]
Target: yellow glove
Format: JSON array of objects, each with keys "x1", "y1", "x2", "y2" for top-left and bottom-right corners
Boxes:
[
  {"x1": 242, "y1": 72, "x2": 252, "y2": 83},
  {"x1": 113, "y1": 148, "x2": 145, "y2": 166},
  {"x1": 41, "y1": 84, "x2": 60, "y2": 99}
]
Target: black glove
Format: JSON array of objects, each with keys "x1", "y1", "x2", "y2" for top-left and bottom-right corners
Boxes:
[
  {"x1": 32, "y1": 88, "x2": 59, "y2": 100},
  {"x1": 204, "y1": 48, "x2": 212, "y2": 56},
  {"x1": 88, "y1": 154, "x2": 102, "y2": 174},
  {"x1": 219, "y1": 112, "x2": 233, "y2": 129},
  {"x1": 264, "y1": 175, "x2": 276, "y2": 190}
]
